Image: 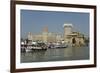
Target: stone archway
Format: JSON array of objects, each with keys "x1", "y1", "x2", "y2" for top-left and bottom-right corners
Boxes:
[{"x1": 72, "y1": 37, "x2": 76, "y2": 44}]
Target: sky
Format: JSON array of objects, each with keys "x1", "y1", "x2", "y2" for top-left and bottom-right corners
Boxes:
[{"x1": 21, "y1": 10, "x2": 89, "y2": 38}]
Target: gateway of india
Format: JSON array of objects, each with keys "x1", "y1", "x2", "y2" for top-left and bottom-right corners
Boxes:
[{"x1": 27, "y1": 23, "x2": 86, "y2": 46}]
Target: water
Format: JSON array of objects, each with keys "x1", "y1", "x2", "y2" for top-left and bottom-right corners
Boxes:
[{"x1": 21, "y1": 46, "x2": 89, "y2": 63}]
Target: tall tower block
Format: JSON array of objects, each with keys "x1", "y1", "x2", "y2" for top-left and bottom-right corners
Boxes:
[
  {"x1": 28, "y1": 32, "x2": 33, "y2": 41},
  {"x1": 42, "y1": 26, "x2": 48, "y2": 43},
  {"x1": 63, "y1": 23, "x2": 73, "y2": 42}
]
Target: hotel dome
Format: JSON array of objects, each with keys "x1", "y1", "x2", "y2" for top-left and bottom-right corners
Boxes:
[{"x1": 63, "y1": 23, "x2": 73, "y2": 27}]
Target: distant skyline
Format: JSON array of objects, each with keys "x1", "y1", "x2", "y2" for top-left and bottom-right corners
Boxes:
[{"x1": 21, "y1": 9, "x2": 89, "y2": 38}]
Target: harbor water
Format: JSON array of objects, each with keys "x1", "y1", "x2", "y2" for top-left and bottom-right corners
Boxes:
[{"x1": 21, "y1": 46, "x2": 89, "y2": 63}]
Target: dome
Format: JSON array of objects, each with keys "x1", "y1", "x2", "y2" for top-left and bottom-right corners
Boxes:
[{"x1": 63, "y1": 23, "x2": 73, "y2": 27}]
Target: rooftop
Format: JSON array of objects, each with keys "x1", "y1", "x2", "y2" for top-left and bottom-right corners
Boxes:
[{"x1": 63, "y1": 23, "x2": 73, "y2": 27}]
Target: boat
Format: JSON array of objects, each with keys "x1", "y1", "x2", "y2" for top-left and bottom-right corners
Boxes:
[
  {"x1": 32, "y1": 42, "x2": 47, "y2": 50},
  {"x1": 21, "y1": 42, "x2": 26, "y2": 52},
  {"x1": 25, "y1": 45, "x2": 33, "y2": 52},
  {"x1": 48, "y1": 43, "x2": 68, "y2": 49}
]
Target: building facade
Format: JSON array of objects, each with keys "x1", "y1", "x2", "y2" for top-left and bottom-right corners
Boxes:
[
  {"x1": 27, "y1": 23, "x2": 86, "y2": 46},
  {"x1": 27, "y1": 27, "x2": 63, "y2": 43},
  {"x1": 63, "y1": 23, "x2": 85, "y2": 46}
]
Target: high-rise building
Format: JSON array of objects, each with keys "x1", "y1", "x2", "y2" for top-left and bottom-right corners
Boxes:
[
  {"x1": 42, "y1": 26, "x2": 48, "y2": 43},
  {"x1": 63, "y1": 23, "x2": 73, "y2": 43},
  {"x1": 27, "y1": 32, "x2": 33, "y2": 40}
]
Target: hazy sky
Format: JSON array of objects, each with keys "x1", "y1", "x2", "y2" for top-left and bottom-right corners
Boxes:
[{"x1": 21, "y1": 10, "x2": 89, "y2": 38}]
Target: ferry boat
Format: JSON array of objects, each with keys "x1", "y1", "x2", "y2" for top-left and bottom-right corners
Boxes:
[
  {"x1": 21, "y1": 41, "x2": 47, "y2": 52},
  {"x1": 32, "y1": 42, "x2": 47, "y2": 50},
  {"x1": 48, "y1": 43, "x2": 68, "y2": 49}
]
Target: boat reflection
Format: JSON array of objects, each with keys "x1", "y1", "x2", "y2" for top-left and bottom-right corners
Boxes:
[{"x1": 21, "y1": 46, "x2": 89, "y2": 63}]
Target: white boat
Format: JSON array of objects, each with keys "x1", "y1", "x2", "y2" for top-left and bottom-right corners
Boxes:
[
  {"x1": 33, "y1": 46, "x2": 42, "y2": 49},
  {"x1": 32, "y1": 42, "x2": 47, "y2": 50},
  {"x1": 24, "y1": 45, "x2": 33, "y2": 52},
  {"x1": 48, "y1": 43, "x2": 68, "y2": 49}
]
